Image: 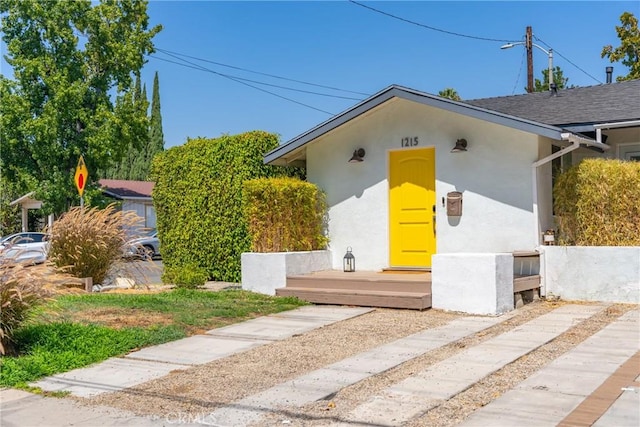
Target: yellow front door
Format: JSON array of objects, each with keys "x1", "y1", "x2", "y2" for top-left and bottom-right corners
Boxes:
[{"x1": 389, "y1": 148, "x2": 436, "y2": 268}]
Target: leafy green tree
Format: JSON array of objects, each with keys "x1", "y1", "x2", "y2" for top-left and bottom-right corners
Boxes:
[
  {"x1": 0, "y1": 0, "x2": 161, "y2": 215},
  {"x1": 0, "y1": 179, "x2": 23, "y2": 236},
  {"x1": 533, "y1": 66, "x2": 572, "y2": 92},
  {"x1": 602, "y1": 12, "x2": 640, "y2": 81},
  {"x1": 438, "y1": 88, "x2": 462, "y2": 101}
]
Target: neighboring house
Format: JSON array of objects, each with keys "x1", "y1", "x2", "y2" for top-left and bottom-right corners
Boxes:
[
  {"x1": 99, "y1": 179, "x2": 156, "y2": 229},
  {"x1": 9, "y1": 192, "x2": 50, "y2": 233},
  {"x1": 264, "y1": 80, "x2": 640, "y2": 272}
]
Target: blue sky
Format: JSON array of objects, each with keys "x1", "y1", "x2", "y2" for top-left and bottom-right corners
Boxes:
[{"x1": 3, "y1": 1, "x2": 639, "y2": 149}]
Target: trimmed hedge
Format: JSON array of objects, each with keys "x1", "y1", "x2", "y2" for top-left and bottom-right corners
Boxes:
[
  {"x1": 554, "y1": 158, "x2": 640, "y2": 245},
  {"x1": 244, "y1": 177, "x2": 328, "y2": 252},
  {"x1": 150, "y1": 131, "x2": 302, "y2": 286}
]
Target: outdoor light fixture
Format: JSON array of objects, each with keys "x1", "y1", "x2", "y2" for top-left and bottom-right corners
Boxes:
[
  {"x1": 451, "y1": 138, "x2": 468, "y2": 153},
  {"x1": 343, "y1": 247, "x2": 355, "y2": 272},
  {"x1": 348, "y1": 148, "x2": 366, "y2": 163}
]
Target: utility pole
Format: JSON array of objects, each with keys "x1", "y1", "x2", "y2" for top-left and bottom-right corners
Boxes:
[{"x1": 526, "y1": 26, "x2": 533, "y2": 93}]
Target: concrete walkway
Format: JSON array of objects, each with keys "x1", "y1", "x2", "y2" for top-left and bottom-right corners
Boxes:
[
  {"x1": 206, "y1": 312, "x2": 514, "y2": 427},
  {"x1": 334, "y1": 304, "x2": 605, "y2": 426},
  {"x1": 30, "y1": 306, "x2": 373, "y2": 397},
  {"x1": 460, "y1": 308, "x2": 640, "y2": 427},
  {"x1": 1, "y1": 304, "x2": 638, "y2": 427}
]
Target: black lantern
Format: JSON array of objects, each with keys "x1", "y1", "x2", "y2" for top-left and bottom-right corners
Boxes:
[{"x1": 343, "y1": 247, "x2": 355, "y2": 272}]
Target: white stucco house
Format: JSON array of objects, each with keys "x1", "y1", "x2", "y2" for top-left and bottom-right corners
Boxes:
[{"x1": 264, "y1": 79, "x2": 640, "y2": 274}]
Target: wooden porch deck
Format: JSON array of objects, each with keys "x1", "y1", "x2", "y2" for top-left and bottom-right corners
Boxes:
[
  {"x1": 276, "y1": 252, "x2": 541, "y2": 311},
  {"x1": 275, "y1": 270, "x2": 432, "y2": 310}
]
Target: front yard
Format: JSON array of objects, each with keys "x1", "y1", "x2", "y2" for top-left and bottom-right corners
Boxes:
[{"x1": 0, "y1": 288, "x2": 307, "y2": 389}]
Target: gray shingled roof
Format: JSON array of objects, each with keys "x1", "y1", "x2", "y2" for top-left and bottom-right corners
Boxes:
[{"x1": 466, "y1": 79, "x2": 640, "y2": 127}]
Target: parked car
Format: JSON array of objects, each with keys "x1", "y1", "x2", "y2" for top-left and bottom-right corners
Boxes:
[
  {"x1": 0, "y1": 232, "x2": 49, "y2": 264},
  {"x1": 123, "y1": 230, "x2": 161, "y2": 260}
]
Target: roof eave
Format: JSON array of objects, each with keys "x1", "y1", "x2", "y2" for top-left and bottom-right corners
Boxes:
[
  {"x1": 102, "y1": 190, "x2": 152, "y2": 201},
  {"x1": 264, "y1": 85, "x2": 567, "y2": 165}
]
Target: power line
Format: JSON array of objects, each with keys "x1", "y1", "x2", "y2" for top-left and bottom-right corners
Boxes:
[
  {"x1": 533, "y1": 36, "x2": 603, "y2": 84},
  {"x1": 349, "y1": 1, "x2": 603, "y2": 86},
  {"x1": 348, "y1": 0, "x2": 519, "y2": 43},
  {"x1": 512, "y1": 48, "x2": 526, "y2": 95},
  {"x1": 153, "y1": 50, "x2": 363, "y2": 101},
  {"x1": 155, "y1": 48, "x2": 370, "y2": 96},
  {"x1": 148, "y1": 52, "x2": 337, "y2": 115}
]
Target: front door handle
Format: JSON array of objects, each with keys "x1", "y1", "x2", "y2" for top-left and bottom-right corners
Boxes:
[{"x1": 432, "y1": 205, "x2": 436, "y2": 236}]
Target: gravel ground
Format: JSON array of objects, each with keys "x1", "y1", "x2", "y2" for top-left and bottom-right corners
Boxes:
[{"x1": 81, "y1": 300, "x2": 636, "y2": 426}]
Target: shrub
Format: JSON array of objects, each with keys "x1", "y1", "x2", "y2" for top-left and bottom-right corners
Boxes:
[
  {"x1": 151, "y1": 131, "x2": 302, "y2": 284},
  {"x1": 244, "y1": 177, "x2": 328, "y2": 252},
  {"x1": 0, "y1": 260, "x2": 68, "y2": 355},
  {"x1": 554, "y1": 158, "x2": 640, "y2": 245},
  {"x1": 48, "y1": 204, "x2": 142, "y2": 285},
  {"x1": 162, "y1": 263, "x2": 209, "y2": 288}
]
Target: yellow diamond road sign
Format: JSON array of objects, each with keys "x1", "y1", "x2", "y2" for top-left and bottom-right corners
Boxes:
[{"x1": 74, "y1": 155, "x2": 88, "y2": 197}]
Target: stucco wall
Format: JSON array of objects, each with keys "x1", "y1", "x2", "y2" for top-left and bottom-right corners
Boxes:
[
  {"x1": 541, "y1": 246, "x2": 640, "y2": 303},
  {"x1": 432, "y1": 253, "x2": 514, "y2": 315},
  {"x1": 241, "y1": 250, "x2": 332, "y2": 295},
  {"x1": 307, "y1": 99, "x2": 542, "y2": 271}
]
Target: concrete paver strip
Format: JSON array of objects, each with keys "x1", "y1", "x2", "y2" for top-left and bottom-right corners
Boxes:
[
  {"x1": 202, "y1": 313, "x2": 514, "y2": 427},
  {"x1": 30, "y1": 358, "x2": 190, "y2": 398},
  {"x1": 29, "y1": 306, "x2": 373, "y2": 398},
  {"x1": 459, "y1": 308, "x2": 639, "y2": 427},
  {"x1": 0, "y1": 389, "x2": 168, "y2": 427},
  {"x1": 338, "y1": 304, "x2": 605, "y2": 427},
  {"x1": 207, "y1": 307, "x2": 373, "y2": 340},
  {"x1": 125, "y1": 335, "x2": 273, "y2": 365}
]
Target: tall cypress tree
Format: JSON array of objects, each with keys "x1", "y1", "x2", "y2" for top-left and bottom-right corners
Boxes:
[{"x1": 148, "y1": 72, "x2": 164, "y2": 171}]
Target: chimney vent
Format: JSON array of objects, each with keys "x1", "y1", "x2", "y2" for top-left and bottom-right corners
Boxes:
[
  {"x1": 606, "y1": 66, "x2": 613, "y2": 84},
  {"x1": 550, "y1": 82, "x2": 558, "y2": 96}
]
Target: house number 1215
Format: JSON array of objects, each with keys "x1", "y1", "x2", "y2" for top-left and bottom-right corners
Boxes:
[{"x1": 401, "y1": 137, "x2": 419, "y2": 147}]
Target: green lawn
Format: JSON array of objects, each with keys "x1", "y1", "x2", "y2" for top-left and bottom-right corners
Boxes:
[{"x1": 0, "y1": 288, "x2": 307, "y2": 389}]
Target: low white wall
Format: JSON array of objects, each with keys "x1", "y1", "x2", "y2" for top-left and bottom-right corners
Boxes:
[
  {"x1": 541, "y1": 246, "x2": 640, "y2": 303},
  {"x1": 241, "y1": 250, "x2": 332, "y2": 296},
  {"x1": 432, "y1": 253, "x2": 514, "y2": 315}
]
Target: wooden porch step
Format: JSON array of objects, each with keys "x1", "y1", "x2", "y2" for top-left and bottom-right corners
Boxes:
[
  {"x1": 514, "y1": 274, "x2": 541, "y2": 293},
  {"x1": 276, "y1": 286, "x2": 432, "y2": 310},
  {"x1": 286, "y1": 270, "x2": 431, "y2": 294}
]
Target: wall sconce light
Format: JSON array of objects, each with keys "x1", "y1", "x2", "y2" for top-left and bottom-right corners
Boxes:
[
  {"x1": 343, "y1": 247, "x2": 355, "y2": 272},
  {"x1": 348, "y1": 148, "x2": 366, "y2": 163},
  {"x1": 451, "y1": 138, "x2": 468, "y2": 153}
]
